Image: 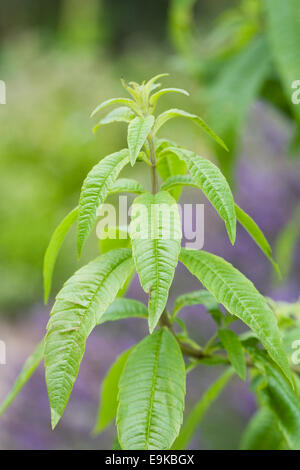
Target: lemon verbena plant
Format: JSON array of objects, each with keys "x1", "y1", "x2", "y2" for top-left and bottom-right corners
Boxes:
[{"x1": 1, "y1": 74, "x2": 300, "y2": 450}]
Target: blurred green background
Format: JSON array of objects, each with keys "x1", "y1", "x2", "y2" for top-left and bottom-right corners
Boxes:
[{"x1": 0, "y1": 0, "x2": 300, "y2": 450}]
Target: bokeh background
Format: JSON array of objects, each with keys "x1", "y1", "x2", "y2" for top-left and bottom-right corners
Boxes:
[{"x1": 0, "y1": 0, "x2": 300, "y2": 450}]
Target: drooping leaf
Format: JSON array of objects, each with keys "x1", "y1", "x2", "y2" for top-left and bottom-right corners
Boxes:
[
  {"x1": 179, "y1": 248, "x2": 292, "y2": 383},
  {"x1": 45, "y1": 248, "x2": 134, "y2": 429},
  {"x1": 110, "y1": 178, "x2": 145, "y2": 195},
  {"x1": 150, "y1": 88, "x2": 189, "y2": 108},
  {"x1": 93, "y1": 106, "x2": 135, "y2": 133},
  {"x1": 153, "y1": 108, "x2": 228, "y2": 151},
  {"x1": 130, "y1": 191, "x2": 182, "y2": 332},
  {"x1": 93, "y1": 348, "x2": 133, "y2": 435},
  {"x1": 207, "y1": 36, "x2": 270, "y2": 182},
  {"x1": 117, "y1": 328, "x2": 186, "y2": 450},
  {"x1": 127, "y1": 116, "x2": 154, "y2": 166},
  {"x1": 263, "y1": 0, "x2": 300, "y2": 123},
  {"x1": 172, "y1": 368, "x2": 234, "y2": 450},
  {"x1": 77, "y1": 149, "x2": 129, "y2": 256},
  {"x1": 235, "y1": 204, "x2": 280, "y2": 277},
  {"x1": 248, "y1": 348, "x2": 300, "y2": 450},
  {"x1": 43, "y1": 207, "x2": 78, "y2": 304},
  {"x1": 240, "y1": 407, "x2": 285, "y2": 450},
  {"x1": 98, "y1": 298, "x2": 148, "y2": 325},
  {"x1": 166, "y1": 147, "x2": 236, "y2": 244},
  {"x1": 90, "y1": 97, "x2": 139, "y2": 118},
  {"x1": 218, "y1": 328, "x2": 247, "y2": 380},
  {"x1": 0, "y1": 340, "x2": 44, "y2": 417}
]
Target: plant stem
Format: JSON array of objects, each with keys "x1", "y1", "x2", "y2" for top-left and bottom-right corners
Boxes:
[{"x1": 149, "y1": 132, "x2": 157, "y2": 194}]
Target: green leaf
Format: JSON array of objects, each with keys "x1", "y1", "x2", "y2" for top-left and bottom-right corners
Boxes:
[
  {"x1": 218, "y1": 328, "x2": 246, "y2": 380},
  {"x1": 235, "y1": 204, "x2": 280, "y2": 277},
  {"x1": 153, "y1": 108, "x2": 228, "y2": 151},
  {"x1": 98, "y1": 298, "x2": 148, "y2": 325},
  {"x1": 172, "y1": 368, "x2": 234, "y2": 450},
  {"x1": 150, "y1": 88, "x2": 189, "y2": 108},
  {"x1": 166, "y1": 148, "x2": 236, "y2": 244},
  {"x1": 173, "y1": 289, "x2": 219, "y2": 317},
  {"x1": 130, "y1": 191, "x2": 182, "y2": 332},
  {"x1": 117, "y1": 328, "x2": 186, "y2": 450},
  {"x1": 90, "y1": 97, "x2": 139, "y2": 118},
  {"x1": 240, "y1": 407, "x2": 285, "y2": 450},
  {"x1": 77, "y1": 149, "x2": 129, "y2": 256},
  {"x1": 45, "y1": 248, "x2": 134, "y2": 429},
  {"x1": 110, "y1": 178, "x2": 145, "y2": 195},
  {"x1": 161, "y1": 175, "x2": 197, "y2": 193},
  {"x1": 248, "y1": 348, "x2": 300, "y2": 450},
  {"x1": 0, "y1": 340, "x2": 44, "y2": 417},
  {"x1": 179, "y1": 248, "x2": 292, "y2": 383},
  {"x1": 93, "y1": 107, "x2": 135, "y2": 133},
  {"x1": 157, "y1": 150, "x2": 187, "y2": 201},
  {"x1": 127, "y1": 116, "x2": 154, "y2": 166},
  {"x1": 207, "y1": 36, "x2": 270, "y2": 182},
  {"x1": 263, "y1": 0, "x2": 300, "y2": 123},
  {"x1": 99, "y1": 226, "x2": 130, "y2": 255},
  {"x1": 275, "y1": 204, "x2": 300, "y2": 281},
  {"x1": 93, "y1": 348, "x2": 133, "y2": 435},
  {"x1": 43, "y1": 207, "x2": 78, "y2": 304}
]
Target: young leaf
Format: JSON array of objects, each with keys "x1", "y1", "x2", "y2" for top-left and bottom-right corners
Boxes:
[
  {"x1": 127, "y1": 115, "x2": 154, "y2": 166},
  {"x1": 93, "y1": 348, "x2": 133, "y2": 435},
  {"x1": 235, "y1": 204, "x2": 280, "y2": 277},
  {"x1": 240, "y1": 407, "x2": 285, "y2": 450},
  {"x1": 43, "y1": 207, "x2": 78, "y2": 304},
  {"x1": 45, "y1": 248, "x2": 134, "y2": 429},
  {"x1": 77, "y1": 149, "x2": 129, "y2": 256},
  {"x1": 179, "y1": 248, "x2": 292, "y2": 383},
  {"x1": 166, "y1": 147, "x2": 236, "y2": 244},
  {"x1": 149, "y1": 88, "x2": 189, "y2": 108},
  {"x1": 130, "y1": 191, "x2": 182, "y2": 332},
  {"x1": 218, "y1": 328, "x2": 246, "y2": 380},
  {"x1": 110, "y1": 178, "x2": 145, "y2": 195},
  {"x1": 172, "y1": 368, "x2": 234, "y2": 450},
  {"x1": 0, "y1": 340, "x2": 44, "y2": 417},
  {"x1": 93, "y1": 106, "x2": 135, "y2": 133},
  {"x1": 117, "y1": 328, "x2": 186, "y2": 450},
  {"x1": 90, "y1": 97, "x2": 139, "y2": 118},
  {"x1": 98, "y1": 298, "x2": 148, "y2": 325},
  {"x1": 153, "y1": 108, "x2": 228, "y2": 151}
]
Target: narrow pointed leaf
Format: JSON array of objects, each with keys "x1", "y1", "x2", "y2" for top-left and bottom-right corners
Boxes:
[
  {"x1": 172, "y1": 368, "x2": 234, "y2": 450},
  {"x1": 153, "y1": 108, "x2": 228, "y2": 151},
  {"x1": 157, "y1": 151, "x2": 187, "y2": 201},
  {"x1": 130, "y1": 191, "x2": 182, "y2": 332},
  {"x1": 98, "y1": 298, "x2": 148, "y2": 325},
  {"x1": 150, "y1": 88, "x2": 189, "y2": 108},
  {"x1": 77, "y1": 149, "x2": 129, "y2": 256},
  {"x1": 166, "y1": 147, "x2": 236, "y2": 244},
  {"x1": 90, "y1": 97, "x2": 138, "y2": 118},
  {"x1": 235, "y1": 204, "x2": 280, "y2": 277},
  {"x1": 93, "y1": 348, "x2": 133, "y2": 435},
  {"x1": 0, "y1": 340, "x2": 44, "y2": 417},
  {"x1": 179, "y1": 248, "x2": 292, "y2": 383},
  {"x1": 110, "y1": 178, "x2": 145, "y2": 195},
  {"x1": 93, "y1": 106, "x2": 135, "y2": 133},
  {"x1": 240, "y1": 407, "x2": 285, "y2": 450},
  {"x1": 45, "y1": 248, "x2": 134, "y2": 429},
  {"x1": 127, "y1": 116, "x2": 154, "y2": 166},
  {"x1": 161, "y1": 175, "x2": 197, "y2": 193},
  {"x1": 117, "y1": 328, "x2": 186, "y2": 450},
  {"x1": 173, "y1": 289, "x2": 219, "y2": 317},
  {"x1": 43, "y1": 207, "x2": 78, "y2": 304},
  {"x1": 218, "y1": 328, "x2": 246, "y2": 380}
]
